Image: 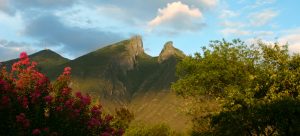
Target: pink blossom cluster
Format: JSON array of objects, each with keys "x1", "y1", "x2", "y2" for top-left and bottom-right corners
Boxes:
[{"x1": 0, "y1": 52, "x2": 123, "y2": 135}]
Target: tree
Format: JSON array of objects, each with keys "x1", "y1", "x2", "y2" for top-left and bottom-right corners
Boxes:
[
  {"x1": 113, "y1": 107, "x2": 134, "y2": 130},
  {"x1": 172, "y1": 39, "x2": 300, "y2": 135}
]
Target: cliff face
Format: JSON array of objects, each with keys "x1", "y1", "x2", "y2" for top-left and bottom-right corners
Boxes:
[
  {"x1": 119, "y1": 35, "x2": 144, "y2": 71},
  {"x1": 128, "y1": 35, "x2": 144, "y2": 56}
]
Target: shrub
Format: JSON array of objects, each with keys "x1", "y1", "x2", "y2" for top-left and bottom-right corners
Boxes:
[
  {"x1": 124, "y1": 123, "x2": 175, "y2": 136},
  {"x1": 112, "y1": 107, "x2": 134, "y2": 130},
  {"x1": 0, "y1": 52, "x2": 123, "y2": 136}
]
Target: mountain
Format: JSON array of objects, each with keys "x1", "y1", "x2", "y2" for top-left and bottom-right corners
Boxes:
[
  {"x1": 158, "y1": 41, "x2": 185, "y2": 63},
  {"x1": 2, "y1": 49, "x2": 70, "y2": 73},
  {"x1": 1, "y1": 36, "x2": 190, "y2": 132}
]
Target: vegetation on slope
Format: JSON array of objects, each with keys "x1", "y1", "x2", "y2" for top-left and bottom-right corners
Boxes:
[{"x1": 172, "y1": 39, "x2": 300, "y2": 135}]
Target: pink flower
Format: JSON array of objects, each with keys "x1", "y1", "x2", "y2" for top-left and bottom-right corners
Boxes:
[
  {"x1": 63, "y1": 67, "x2": 71, "y2": 75},
  {"x1": 81, "y1": 95, "x2": 91, "y2": 105},
  {"x1": 57, "y1": 98, "x2": 64, "y2": 103},
  {"x1": 1, "y1": 96, "x2": 10, "y2": 106},
  {"x1": 56, "y1": 106, "x2": 63, "y2": 112},
  {"x1": 43, "y1": 127, "x2": 49, "y2": 132},
  {"x1": 31, "y1": 61, "x2": 37, "y2": 67},
  {"x1": 64, "y1": 67, "x2": 71, "y2": 72},
  {"x1": 43, "y1": 95, "x2": 53, "y2": 103},
  {"x1": 21, "y1": 58, "x2": 30, "y2": 65},
  {"x1": 62, "y1": 88, "x2": 71, "y2": 95},
  {"x1": 101, "y1": 132, "x2": 110, "y2": 136},
  {"x1": 87, "y1": 118, "x2": 100, "y2": 129},
  {"x1": 36, "y1": 76, "x2": 47, "y2": 87},
  {"x1": 91, "y1": 106, "x2": 102, "y2": 115},
  {"x1": 118, "y1": 129, "x2": 125, "y2": 135},
  {"x1": 16, "y1": 113, "x2": 26, "y2": 123},
  {"x1": 20, "y1": 52, "x2": 28, "y2": 59},
  {"x1": 64, "y1": 98, "x2": 74, "y2": 109},
  {"x1": 105, "y1": 115, "x2": 113, "y2": 122},
  {"x1": 16, "y1": 113, "x2": 30, "y2": 128},
  {"x1": 21, "y1": 97, "x2": 29, "y2": 109},
  {"x1": 75, "y1": 92, "x2": 82, "y2": 99},
  {"x1": 0, "y1": 79, "x2": 9, "y2": 90},
  {"x1": 74, "y1": 109, "x2": 80, "y2": 114},
  {"x1": 23, "y1": 119, "x2": 30, "y2": 128},
  {"x1": 31, "y1": 90, "x2": 41, "y2": 103},
  {"x1": 32, "y1": 129, "x2": 41, "y2": 135}
]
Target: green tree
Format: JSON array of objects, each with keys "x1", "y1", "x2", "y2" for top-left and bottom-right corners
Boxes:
[
  {"x1": 113, "y1": 107, "x2": 134, "y2": 130},
  {"x1": 172, "y1": 39, "x2": 300, "y2": 135}
]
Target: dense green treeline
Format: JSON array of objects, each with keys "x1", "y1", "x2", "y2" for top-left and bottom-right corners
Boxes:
[{"x1": 172, "y1": 39, "x2": 300, "y2": 135}]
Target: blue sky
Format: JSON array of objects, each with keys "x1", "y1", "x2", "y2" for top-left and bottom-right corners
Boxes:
[{"x1": 0, "y1": 0, "x2": 300, "y2": 61}]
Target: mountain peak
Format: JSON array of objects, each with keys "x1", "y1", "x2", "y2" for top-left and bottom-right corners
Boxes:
[
  {"x1": 158, "y1": 41, "x2": 185, "y2": 62},
  {"x1": 32, "y1": 49, "x2": 61, "y2": 57},
  {"x1": 127, "y1": 35, "x2": 144, "y2": 56},
  {"x1": 117, "y1": 35, "x2": 145, "y2": 71},
  {"x1": 30, "y1": 49, "x2": 69, "y2": 61},
  {"x1": 163, "y1": 41, "x2": 174, "y2": 49}
]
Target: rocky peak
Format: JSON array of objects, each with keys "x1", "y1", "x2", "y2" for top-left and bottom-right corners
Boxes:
[
  {"x1": 158, "y1": 41, "x2": 185, "y2": 63},
  {"x1": 119, "y1": 35, "x2": 145, "y2": 71},
  {"x1": 127, "y1": 35, "x2": 144, "y2": 56}
]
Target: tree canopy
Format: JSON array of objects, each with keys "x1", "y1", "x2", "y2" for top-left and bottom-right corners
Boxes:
[{"x1": 172, "y1": 39, "x2": 300, "y2": 135}]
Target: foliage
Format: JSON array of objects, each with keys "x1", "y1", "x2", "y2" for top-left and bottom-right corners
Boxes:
[
  {"x1": 186, "y1": 97, "x2": 220, "y2": 136},
  {"x1": 112, "y1": 107, "x2": 134, "y2": 130},
  {"x1": 0, "y1": 52, "x2": 123, "y2": 136},
  {"x1": 124, "y1": 123, "x2": 176, "y2": 136},
  {"x1": 172, "y1": 39, "x2": 300, "y2": 135}
]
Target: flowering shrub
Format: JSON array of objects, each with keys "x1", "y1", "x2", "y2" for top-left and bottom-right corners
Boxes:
[{"x1": 0, "y1": 52, "x2": 123, "y2": 136}]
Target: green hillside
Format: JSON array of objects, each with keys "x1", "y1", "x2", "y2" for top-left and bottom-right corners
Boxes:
[{"x1": 2, "y1": 49, "x2": 70, "y2": 74}]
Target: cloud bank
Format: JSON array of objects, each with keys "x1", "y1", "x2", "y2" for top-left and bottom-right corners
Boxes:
[{"x1": 148, "y1": 1, "x2": 204, "y2": 34}]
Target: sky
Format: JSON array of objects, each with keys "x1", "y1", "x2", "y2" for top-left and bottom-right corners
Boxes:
[{"x1": 0, "y1": 0, "x2": 300, "y2": 61}]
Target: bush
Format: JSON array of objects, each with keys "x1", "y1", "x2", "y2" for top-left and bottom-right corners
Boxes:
[
  {"x1": 0, "y1": 52, "x2": 123, "y2": 135},
  {"x1": 124, "y1": 123, "x2": 175, "y2": 136},
  {"x1": 112, "y1": 107, "x2": 134, "y2": 130}
]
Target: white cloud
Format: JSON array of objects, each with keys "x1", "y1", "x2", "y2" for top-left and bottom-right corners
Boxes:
[
  {"x1": 252, "y1": 0, "x2": 276, "y2": 8},
  {"x1": 249, "y1": 9, "x2": 278, "y2": 27},
  {"x1": 149, "y1": 2, "x2": 202, "y2": 27},
  {"x1": 245, "y1": 38, "x2": 273, "y2": 46},
  {"x1": 0, "y1": 11, "x2": 23, "y2": 30},
  {"x1": 220, "y1": 27, "x2": 275, "y2": 38},
  {"x1": 148, "y1": 1, "x2": 203, "y2": 34},
  {"x1": 0, "y1": 39, "x2": 37, "y2": 61},
  {"x1": 219, "y1": 9, "x2": 239, "y2": 18},
  {"x1": 221, "y1": 20, "x2": 245, "y2": 28},
  {"x1": 197, "y1": 0, "x2": 218, "y2": 8},
  {"x1": 221, "y1": 28, "x2": 251, "y2": 36},
  {"x1": 254, "y1": 31, "x2": 274, "y2": 37},
  {"x1": 246, "y1": 28, "x2": 300, "y2": 54},
  {"x1": 278, "y1": 28, "x2": 300, "y2": 53}
]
